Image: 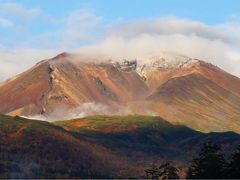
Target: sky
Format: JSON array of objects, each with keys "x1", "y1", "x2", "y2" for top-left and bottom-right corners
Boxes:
[{"x1": 0, "y1": 0, "x2": 240, "y2": 81}]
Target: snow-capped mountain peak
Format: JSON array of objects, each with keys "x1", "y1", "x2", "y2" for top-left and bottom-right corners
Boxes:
[{"x1": 141, "y1": 52, "x2": 199, "y2": 69}]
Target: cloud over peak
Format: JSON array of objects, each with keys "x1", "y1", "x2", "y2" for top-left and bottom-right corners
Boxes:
[
  {"x1": 109, "y1": 17, "x2": 231, "y2": 43},
  {"x1": 0, "y1": 2, "x2": 240, "y2": 82}
]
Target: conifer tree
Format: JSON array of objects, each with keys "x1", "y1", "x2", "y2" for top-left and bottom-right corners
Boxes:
[
  {"x1": 158, "y1": 162, "x2": 179, "y2": 179},
  {"x1": 145, "y1": 162, "x2": 179, "y2": 179},
  {"x1": 227, "y1": 145, "x2": 240, "y2": 179},
  {"x1": 145, "y1": 164, "x2": 159, "y2": 179},
  {"x1": 187, "y1": 142, "x2": 227, "y2": 179}
]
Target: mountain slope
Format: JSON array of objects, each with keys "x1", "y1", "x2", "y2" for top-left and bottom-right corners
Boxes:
[
  {"x1": 56, "y1": 115, "x2": 240, "y2": 157},
  {"x1": 1, "y1": 114, "x2": 240, "y2": 178},
  {"x1": 0, "y1": 53, "x2": 148, "y2": 117},
  {"x1": 0, "y1": 61, "x2": 51, "y2": 115},
  {"x1": 0, "y1": 52, "x2": 240, "y2": 132},
  {"x1": 139, "y1": 56, "x2": 240, "y2": 97},
  {"x1": 0, "y1": 114, "x2": 134, "y2": 178},
  {"x1": 147, "y1": 73, "x2": 240, "y2": 132}
]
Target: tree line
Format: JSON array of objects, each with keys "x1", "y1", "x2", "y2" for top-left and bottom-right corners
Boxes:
[{"x1": 144, "y1": 142, "x2": 240, "y2": 179}]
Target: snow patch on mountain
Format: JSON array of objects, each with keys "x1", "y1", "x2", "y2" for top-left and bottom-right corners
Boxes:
[{"x1": 110, "y1": 52, "x2": 200, "y2": 79}]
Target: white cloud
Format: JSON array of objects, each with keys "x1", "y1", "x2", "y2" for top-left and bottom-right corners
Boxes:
[
  {"x1": 22, "y1": 102, "x2": 157, "y2": 121},
  {"x1": 0, "y1": 17, "x2": 13, "y2": 27},
  {"x1": 78, "y1": 17, "x2": 240, "y2": 76},
  {"x1": 79, "y1": 34, "x2": 234, "y2": 73},
  {"x1": 0, "y1": 7, "x2": 104, "y2": 82},
  {"x1": 22, "y1": 8, "x2": 103, "y2": 49},
  {"x1": 0, "y1": 48, "x2": 61, "y2": 81},
  {"x1": 109, "y1": 17, "x2": 231, "y2": 43},
  {"x1": 0, "y1": 2, "x2": 41, "y2": 18},
  {"x1": 0, "y1": 6, "x2": 240, "y2": 82},
  {"x1": 60, "y1": 9, "x2": 102, "y2": 46}
]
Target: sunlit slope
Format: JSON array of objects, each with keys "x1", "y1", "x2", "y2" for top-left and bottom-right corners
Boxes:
[
  {"x1": 0, "y1": 53, "x2": 148, "y2": 116},
  {"x1": 1, "y1": 52, "x2": 240, "y2": 133},
  {"x1": 0, "y1": 114, "x2": 130, "y2": 178},
  {"x1": 0, "y1": 62, "x2": 51, "y2": 115},
  {"x1": 147, "y1": 73, "x2": 240, "y2": 132},
  {"x1": 55, "y1": 115, "x2": 240, "y2": 159},
  {"x1": 1, "y1": 114, "x2": 240, "y2": 178}
]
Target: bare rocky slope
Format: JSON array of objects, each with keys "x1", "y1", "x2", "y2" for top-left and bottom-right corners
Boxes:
[{"x1": 0, "y1": 52, "x2": 240, "y2": 132}]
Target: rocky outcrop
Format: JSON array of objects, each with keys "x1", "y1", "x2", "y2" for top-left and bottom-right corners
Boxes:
[{"x1": 114, "y1": 60, "x2": 137, "y2": 72}]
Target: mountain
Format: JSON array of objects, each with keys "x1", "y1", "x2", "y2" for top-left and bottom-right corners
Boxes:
[
  {"x1": 1, "y1": 114, "x2": 240, "y2": 178},
  {"x1": 0, "y1": 53, "x2": 148, "y2": 117},
  {"x1": 0, "y1": 52, "x2": 240, "y2": 132},
  {"x1": 140, "y1": 54, "x2": 240, "y2": 132},
  {"x1": 147, "y1": 73, "x2": 240, "y2": 132},
  {"x1": 0, "y1": 114, "x2": 121, "y2": 178}
]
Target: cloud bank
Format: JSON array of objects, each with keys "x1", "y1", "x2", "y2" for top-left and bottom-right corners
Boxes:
[
  {"x1": 79, "y1": 17, "x2": 240, "y2": 76},
  {"x1": 0, "y1": 2, "x2": 240, "y2": 82},
  {"x1": 22, "y1": 102, "x2": 157, "y2": 121}
]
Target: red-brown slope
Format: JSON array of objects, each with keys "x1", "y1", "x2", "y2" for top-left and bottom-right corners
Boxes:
[
  {"x1": 147, "y1": 73, "x2": 240, "y2": 132},
  {"x1": 196, "y1": 61, "x2": 240, "y2": 96},
  {"x1": 0, "y1": 61, "x2": 51, "y2": 115},
  {"x1": 1, "y1": 53, "x2": 240, "y2": 132},
  {"x1": 143, "y1": 60, "x2": 240, "y2": 97},
  {"x1": 0, "y1": 54, "x2": 148, "y2": 116}
]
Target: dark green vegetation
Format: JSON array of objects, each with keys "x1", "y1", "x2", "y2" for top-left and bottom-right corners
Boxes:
[
  {"x1": 144, "y1": 142, "x2": 240, "y2": 179},
  {"x1": 227, "y1": 145, "x2": 240, "y2": 178},
  {"x1": 1, "y1": 114, "x2": 240, "y2": 178},
  {"x1": 0, "y1": 115, "x2": 118, "y2": 178},
  {"x1": 187, "y1": 142, "x2": 227, "y2": 179},
  {"x1": 145, "y1": 162, "x2": 180, "y2": 179}
]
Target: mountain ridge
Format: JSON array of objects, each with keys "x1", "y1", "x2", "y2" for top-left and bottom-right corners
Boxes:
[
  {"x1": 1, "y1": 114, "x2": 240, "y2": 178},
  {"x1": 0, "y1": 52, "x2": 240, "y2": 132}
]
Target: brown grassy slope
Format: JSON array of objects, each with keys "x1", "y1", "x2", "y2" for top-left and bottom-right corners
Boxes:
[
  {"x1": 0, "y1": 114, "x2": 141, "y2": 178},
  {"x1": 0, "y1": 61, "x2": 51, "y2": 115},
  {"x1": 143, "y1": 61, "x2": 240, "y2": 97},
  {"x1": 147, "y1": 73, "x2": 240, "y2": 132},
  {"x1": 2, "y1": 114, "x2": 240, "y2": 178}
]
